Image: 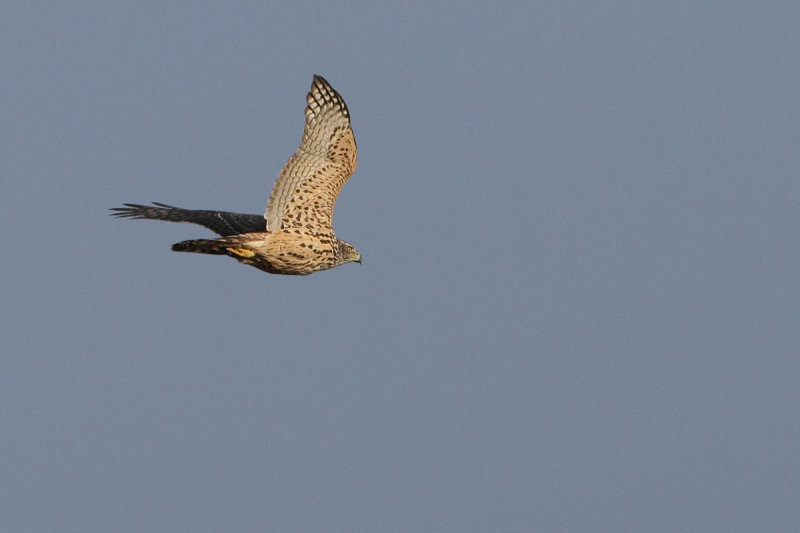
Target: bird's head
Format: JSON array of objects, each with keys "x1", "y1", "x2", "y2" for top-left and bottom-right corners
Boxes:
[{"x1": 335, "y1": 239, "x2": 362, "y2": 266}]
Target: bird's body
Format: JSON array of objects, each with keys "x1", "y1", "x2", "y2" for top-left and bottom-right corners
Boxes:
[
  {"x1": 111, "y1": 75, "x2": 361, "y2": 276},
  {"x1": 170, "y1": 229, "x2": 359, "y2": 276}
]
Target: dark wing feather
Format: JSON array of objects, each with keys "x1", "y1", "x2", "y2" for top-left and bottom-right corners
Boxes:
[{"x1": 110, "y1": 202, "x2": 265, "y2": 236}]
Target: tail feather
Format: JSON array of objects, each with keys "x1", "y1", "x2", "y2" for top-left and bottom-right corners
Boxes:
[{"x1": 172, "y1": 239, "x2": 230, "y2": 255}]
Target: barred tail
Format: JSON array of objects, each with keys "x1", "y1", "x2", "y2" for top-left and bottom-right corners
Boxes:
[
  {"x1": 172, "y1": 239, "x2": 229, "y2": 255},
  {"x1": 172, "y1": 238, "x2": 258, "y2": 261}
]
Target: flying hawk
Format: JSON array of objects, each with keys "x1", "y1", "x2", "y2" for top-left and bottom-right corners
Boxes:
[{"x1": 111, "y1": 75, "x2": 361, "y2": 275}]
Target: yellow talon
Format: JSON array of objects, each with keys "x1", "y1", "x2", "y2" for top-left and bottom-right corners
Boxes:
[{"x1": 228, "y1": 247, "x2": 255, "y2": 258}]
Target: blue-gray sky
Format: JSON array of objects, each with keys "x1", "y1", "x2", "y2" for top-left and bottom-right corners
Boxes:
[{"x1": 2, "y1": 2, "x2": 798, "y2": 531}]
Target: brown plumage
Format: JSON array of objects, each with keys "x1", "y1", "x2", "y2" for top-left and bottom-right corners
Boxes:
[{"x1": 111, "y1": 75, "x2": 361, "y2": 275}]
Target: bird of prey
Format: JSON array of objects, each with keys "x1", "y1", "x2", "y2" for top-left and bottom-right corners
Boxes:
[{"x1": 111, "y1": 75, "x2": 361, "y2": 275}]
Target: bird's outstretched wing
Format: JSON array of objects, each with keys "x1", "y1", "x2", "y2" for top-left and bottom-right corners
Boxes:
[
  {"x1": 264, "y1": 75, "x2": 357, "y2": 232},
  {"x1": 110, "y1": 202, "x2": 265, "y2": 237}
]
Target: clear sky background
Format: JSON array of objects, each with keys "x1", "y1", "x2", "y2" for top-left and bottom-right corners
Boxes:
[{"x1": 2, "y1": 2, "x2": 798, "y2": 531}]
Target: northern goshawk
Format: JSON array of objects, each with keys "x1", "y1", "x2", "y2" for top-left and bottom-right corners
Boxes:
[{"x1": 111, "y1": 75, "x2": 361, "y2": 275}]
